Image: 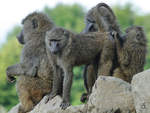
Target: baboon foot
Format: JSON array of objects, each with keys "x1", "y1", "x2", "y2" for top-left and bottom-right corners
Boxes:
[
  {"x1": 60, "y1": 100, "x2": 70, "y2": 110},
  {"x1": 45, "y1": 93, "x2": 57, "y2": 104},
  {"x1": 80, "y1": 93, "x2": 89, "y2": 103}
]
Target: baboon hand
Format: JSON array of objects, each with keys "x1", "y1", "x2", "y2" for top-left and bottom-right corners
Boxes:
[
  {"x1": 60, "y1": 100, "x2": 70, "y2": 110},
  {"x1": 6, "y1": 68, "x2": 16, "y2": 83},
  {"x1": 45, "y1": 92, "x2": 57, "y2": 104},
  {"x1": 29, "y1": 66, "x2": 38, "y2": 77}
]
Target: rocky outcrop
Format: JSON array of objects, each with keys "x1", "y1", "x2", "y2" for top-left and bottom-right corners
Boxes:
[
  {"x1": 132, "y1": 69, "x2": 150, "y2": 113},
  {"x1": 8, "y1": 103, "x2": 20, "y2": 113},
  {"x1": 86, "y1": 76, "x2": 135, "y2": 113},
  {"x1": 8, "y1": 69, "x2": 150, "y2": 113},
  {"x1": 30, "y1": 96, "x2": 85, "y2": 113}
]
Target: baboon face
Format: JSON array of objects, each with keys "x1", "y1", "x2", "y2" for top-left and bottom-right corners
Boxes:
[
  {"x1": 83, "y1": 3, "x2": 116, "y2": 33},
  {"x1": 17, "y1": 12, "x2": 54, "y2": 44},
  {"x1": 17, "y1": 30, "x2": 25, "y2": 44},
  {"x1": 46, "y1": 28, "x2": 69, "y2": 54},
  {"x1": 83, "y1": 8, "x2": 98, "y2": 33},
  {"x1": 125, "y1": 26, "x2": 146, "y2": 45}
]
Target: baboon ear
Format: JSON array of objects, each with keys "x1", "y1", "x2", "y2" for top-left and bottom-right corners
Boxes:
[
  {"x1": 32, "y1": 19, "x2": 38, "y2": 29},
  {"x1": 136, "y1": 32, "x2": 141, "y2": 40},
  {"x1": 64, "y1": 31, "x2": 69, "y2": 38}
]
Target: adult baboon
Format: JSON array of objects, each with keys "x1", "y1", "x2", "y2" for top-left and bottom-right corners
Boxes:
[
  {"x1": 113, "y1": 26, "x2": 147, "y2": 82},
  {"x1": 6, "y1": 12, "x2": 55, "y2": 113},
  {"x1": 81, "y1": 2, "x2": 122, "y2": 102},
  {"x1": 45, "y1": 27, "x2": 115, "y2": 109}
]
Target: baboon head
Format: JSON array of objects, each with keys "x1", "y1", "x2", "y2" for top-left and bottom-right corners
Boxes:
[
  {"x1": 125, "y1": 26, "x2": 147, "y2": 45},
  {"x1": 83, "y1": 3, "x2": 120, "y2": 34},
  {"x1": 83, "y1": 7, "x2": 98, "y2": 33},
  {"x1": 46, "y1": 27, "x2": 70, "y2": 54},
  {"x1": 17, "y1": 12, "x2": 54, "y2": 44}
]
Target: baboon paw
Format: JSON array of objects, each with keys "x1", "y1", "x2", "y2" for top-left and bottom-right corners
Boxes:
[
  {"x1": 45, "y1": 93, "x2": 56, "y2": 104},
  {"x1": 7, "y1": 75, "x2": 16, "y2": 83},
  {"x1": 60, "y1": 101, "x2": 70, "y2": 110},
  {"x1": 80, "y1": 93, "x2": 88, "y2": 103}
]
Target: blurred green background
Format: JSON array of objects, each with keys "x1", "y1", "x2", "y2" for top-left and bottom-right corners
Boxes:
[{"x1": 0, "y1": 3, "x2": 150, "y2": 111}]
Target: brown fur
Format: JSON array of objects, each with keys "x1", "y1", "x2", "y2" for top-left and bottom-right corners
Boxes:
[
  {"x1": 6, "y1": 12, "x2": 54, "y2": 113},
  {"x1": 113, "y1": 26, "x2": 147, "y2": 83},
  {"x1": 81, "y1": 2, "x2": 121, "y2": 102},
  {"x1": 45, "y1": 27, "x2": 115, "y2": 109}
]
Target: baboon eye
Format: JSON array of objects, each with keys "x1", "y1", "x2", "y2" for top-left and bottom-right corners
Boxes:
[{"x1": 32, "y1": 19, "x2": 38, "y2": 29}]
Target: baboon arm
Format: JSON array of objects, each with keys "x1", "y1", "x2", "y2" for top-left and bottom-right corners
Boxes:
[
  {"x1": 6, "y1": 63, "x2": 38, "y2": 76},
  {"x1": 6, "y1": 63, "x2": 38, "y2": 82},
  {"x1": 121, "y1": 50, "x2": 130, "y2": 66},
  {"x1": 83, "y1": 65, "x2": 89, "y2": 92},
  {"x1": 45, "y1": 65, "x2": 63, "y2": 103},
  {"x1": 61, "y1": 66, "x2": 73, "y2": 109}
]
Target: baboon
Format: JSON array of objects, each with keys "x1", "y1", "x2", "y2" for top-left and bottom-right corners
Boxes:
[
  {"x1": 113, "y1": 26, "x2": 147, "y2": 83},
  {"x1": 45, "y1": 27, "x2": 115, "y2": 109},
  {"x1": 81, "y1": 3, "x2": 122, "y2": 102},
  {"x1": 83, "y1": 2, "x2": 122, "y2": 34},
  {"x1": 6, "y1": 12, "x2": 55, "y2": 113}
]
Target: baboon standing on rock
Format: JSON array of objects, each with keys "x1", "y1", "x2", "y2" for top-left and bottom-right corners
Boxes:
[
  {"x1": 81, "y1": 3, "x2": 122, "y2": 102},
  {"x1": 113, "y1": 26, "x2": 147, "y2": 82},
  {"x1": 45, "y1": 27, "x2": 115, "y2": 109},
  {"x1": 6, "y1": 12, "x2": 55, "y2": 113}
]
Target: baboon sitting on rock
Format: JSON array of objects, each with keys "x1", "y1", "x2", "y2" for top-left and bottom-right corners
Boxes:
[
  {"x1": 113, "y1": 26, "x2": 147, "y2": 83},
  {"x1": 6, "y1": 12, "x2": 55, "y2": 113}
]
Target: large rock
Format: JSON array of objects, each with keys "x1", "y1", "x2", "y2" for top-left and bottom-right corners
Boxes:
[
  {"x1": 87, "y1": 76, "x2": 135, "y2": 113},
  {"x1": 29, "y1": 96, "x2": 85, "y2": 113},
  {"x1": 132, "y1": 69, "x2": 150, "y2": 113},
  {"x1": 0, "y1": 106, "x2": 6, "y2": 113},
  {"x1": 8, "y1": 103, "x2": 20, "y2": 113},
  {"x1": 8, "y1": 76, "x2": 138, "y2": 113}
]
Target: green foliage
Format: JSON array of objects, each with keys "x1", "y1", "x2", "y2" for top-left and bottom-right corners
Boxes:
[
  {"x1": 0, "y1": 3, "x2": 150, "y2": 111},
  {"x1": 0, "y1": 34, "x2": 22, "y2": 110},
  {"x1": 44, "y1": 4, "x2": 85, "y2": 33}
]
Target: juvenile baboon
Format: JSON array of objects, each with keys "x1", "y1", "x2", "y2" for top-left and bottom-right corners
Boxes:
[
  {"x1": 6, "y1": 12, "x2": 55, "y2": 113},
  {"x1": 81, "y1": 3, "x2": 122, "y2": 102},
  {"x1": 45, "y1": 27, "x2": 115, "y2": 109},
  {"x1": 113, "y1": 26, "x2": 147, "y2": 82}
]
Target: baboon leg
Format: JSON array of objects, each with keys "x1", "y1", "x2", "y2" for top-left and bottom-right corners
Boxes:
[
  {"x1": 98, "y1": 39, "x2": 115, "y2": 76},
  {"x1": 60, "y1": 65, "x2": 73, "y2": 109},
  {"x1": 98, "y1": 51, "x2": 113, "y2": 76},
  {"x1": 81, "y1": 64, "x2": 97, "y2": 103},
  {"x1": 18, "y1": 90, "x2": 34, "y2": 113},
  {"x1": 45, "y1": 66, "x2": 62, "y2": 103},
  {"x1": 113, "y1": 68, "x2": 130, "y2": 82}
]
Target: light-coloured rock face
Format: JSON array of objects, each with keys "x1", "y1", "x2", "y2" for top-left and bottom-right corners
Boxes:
[
  {"x1": 8, "y1": 75, "x2": 141, "y2": 113},
  {"x1": 87, "y1": 76, "x2": 135, "y2": 113},
  {"x1": 29, "y1": 96, "x2": 85, "y2": 113},
  {"x1": 8, "y1": 103, "x2": 20, "y2": 113},
  {"x1": 0, "y1": 106, "x2": 7, "y2": 113},
  {"x1": 132, "y1": 69, "x2": 150, "y2": 113}
]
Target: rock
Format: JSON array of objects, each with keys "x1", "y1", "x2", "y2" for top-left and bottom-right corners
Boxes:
[
  {"x1": 8, "y1": 76, "x2": 138, "y2": 113},
  {"x1": 87, "y1": 76, "x2": 135, "y2": 113},
  {"x1": 0, "y1": 106, "x2": 6, "y2": 113},
  {"x1": 29, "y1": 96, "x2": 85, "y2": 113},
  {"x1": 8, "y1": 103, "x2": 20, "y2": 113},
  {"x1": 132, "y1": 69, "x2": 150, "y2": 113}
]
